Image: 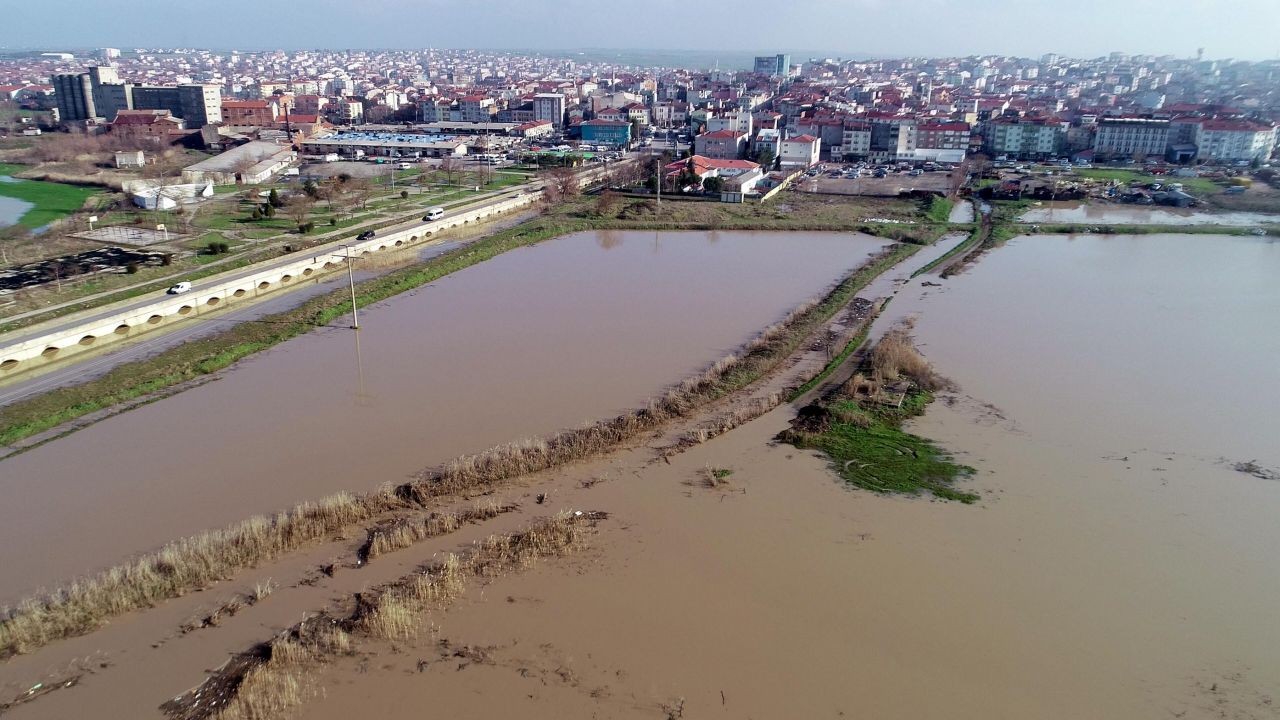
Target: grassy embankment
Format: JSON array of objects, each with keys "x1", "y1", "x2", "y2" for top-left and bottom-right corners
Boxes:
[
  {"x1": 0, "y1": 162, "x2": 101, "y2": 228},
  {"x1": 924, "y1": 196, "x2": 954, "y2": 223},
  {"x1": 781, "y1": 327, "x2": 977, "y2": 503},
  {"x1": 0, "y1": 231, "x2": 923, "y2": 659}
]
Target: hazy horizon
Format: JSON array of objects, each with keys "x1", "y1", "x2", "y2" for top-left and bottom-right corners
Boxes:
[{"x1": 2, "y1": 0, "x2": 1278, "y2": 63}]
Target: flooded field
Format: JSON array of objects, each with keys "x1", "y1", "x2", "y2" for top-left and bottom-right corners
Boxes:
[
  {"x1": 0, "y1": 229, "x2": 888, "y2": 603},
  {"x1": 299, "y1": 231, "x2": 1280, "y2": 719},
  {"x1": 1019, "y1": 201, "x2": 1280, "y2": 226}
]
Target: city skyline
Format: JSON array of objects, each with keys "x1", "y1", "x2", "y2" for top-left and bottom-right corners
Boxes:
[{"x1": 2, "y1": 0, "x2": 1278, "y2": 62}]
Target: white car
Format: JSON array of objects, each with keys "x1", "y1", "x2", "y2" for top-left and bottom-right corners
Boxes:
[{"x1": 167, "y1": 282, "x2": 192, "y2": 295}]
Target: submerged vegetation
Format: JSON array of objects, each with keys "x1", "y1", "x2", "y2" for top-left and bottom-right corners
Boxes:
[
  {"x1": 781, "y1": 327, "x2": 978, "y2": 503},
  {"x1": 165, "y1": 512, "x2": 595, "y2": 720}
]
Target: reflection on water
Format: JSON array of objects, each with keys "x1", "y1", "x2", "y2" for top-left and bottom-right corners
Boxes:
[
  {"x1": 0, "y1": 229, "x2": 888, "y2": 601},
  {"x1": 1019, "y1": 202, "x2": 1280, "y2": 226}
]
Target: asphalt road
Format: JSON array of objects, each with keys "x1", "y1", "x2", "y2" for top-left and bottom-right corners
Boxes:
[{"x1": 0, "y1": 185, "x2": 527, "y2": 349}]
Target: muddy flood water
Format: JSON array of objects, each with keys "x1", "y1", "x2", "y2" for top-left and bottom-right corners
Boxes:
[
  {"x1": 0, "y1": 229, "x2": 888, "y2": 603},
  {"x1": 299, "y1": 232, "x2": 1280, "y2": 719}
]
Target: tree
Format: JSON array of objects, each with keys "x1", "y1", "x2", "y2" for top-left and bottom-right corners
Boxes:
[
  {"x1": 285, "y1": 195, "x2": 315, "y2": 226},
  {"x1": 629, "y1": 119, "x2": 643, "y2": 147},
  {"x1": 439, "y1": 156, "x2": 460, "y2": 185},
  {"x1": 703, "y1": 175, "x2": 725, "y2": 193},
  {"x1": 268, "y1": 188, "x2": 283, "y2": 208},
  {"x1": 757, "y1": 147, "x2": 775, "y2": 170},
  {"x1": 344, "y1": 177, "x2": 375, "y2": 212},
  {"x1": 594, "y1": 190, "x2": 621, "y2": 217},
  {"x1": 541, "y1": 165, "x2": 580, "y2": 203}
]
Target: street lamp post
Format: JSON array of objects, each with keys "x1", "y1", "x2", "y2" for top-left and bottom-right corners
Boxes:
[{"x1": 334, "y1": 244, "x2": 361, "y2": 329}]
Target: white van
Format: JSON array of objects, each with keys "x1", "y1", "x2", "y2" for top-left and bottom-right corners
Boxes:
[
  {"x1": 167, "y1": 282, "x2": 192, "y2": 295},
  {"x1": 424, "y1": 207, "x2": 445, "y2": 221}
]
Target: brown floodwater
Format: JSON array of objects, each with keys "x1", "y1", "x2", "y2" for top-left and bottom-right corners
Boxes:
[
  {"x1": 1019, "y1": 202, "x2": 1280, "y2": 226},
  {"x1": 0, "y1": 230, "x2": 888, "y2": 603},
  {"x1": 300, "y1": 231, "x2": 1280, "y2": 719}
]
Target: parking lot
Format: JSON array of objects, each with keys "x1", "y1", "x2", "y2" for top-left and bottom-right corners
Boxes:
[{"x1": 795, "y1": 163, "x2": 957, "y2": 196}]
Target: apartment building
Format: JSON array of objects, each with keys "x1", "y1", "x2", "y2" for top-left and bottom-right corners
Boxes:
[
  {"x1": 753, "y1": 54, "x2": 791, "y2": 78},
  {"x1": 458, "y1": 95, "x2": 496, "y2": 123},
  {"x1": 694, "y1": 129, "x2": 748, "y2": 160},
  {"x1": 706, "y1": 109, "x2": 752, "y2": 136},
  {"x1": 1197, "y1": 119, "x2": 1276, "y2": 162},
  {"x1": 1094, "y1": 117, "x2": 1169, "y2": 160},
  {"x1": 913, "y1": 121, "x2": 970, "y2": 162},
  {"x1": 779, "y1": 134, "x2": 821, "y2": 168},
  {"x1": 985, "y1": 116, "x2": 1064, "y2": 159},
  {"x1": 533, "y1": 92, "x2": 566, "y2": 129}
]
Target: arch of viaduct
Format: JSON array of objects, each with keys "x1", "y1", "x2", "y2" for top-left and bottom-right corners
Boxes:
[{"x1": 0, "y1": 191, "x2": 542, "y2": 377}]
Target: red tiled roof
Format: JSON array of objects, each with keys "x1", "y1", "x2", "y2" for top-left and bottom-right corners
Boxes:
[
  {"x1": 700, "y1": 129, "x2": 743, "y2": 139},
  {"x1": 784, "y1": 134, "x2": 818, "y2": 143}
]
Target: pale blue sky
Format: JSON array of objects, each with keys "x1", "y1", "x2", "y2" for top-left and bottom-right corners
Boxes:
[{"x1": 2, "y1": 0, "x2": 1277, "y2": 61}]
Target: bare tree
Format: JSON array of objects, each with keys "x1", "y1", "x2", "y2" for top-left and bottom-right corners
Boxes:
[
  {"x1": 544, "y1": 165, "x2": 579, "y2": 201},
  {"x1": 344, "y1": 177, "x2": 375, "y2": 211},
  {"x1": 439, "y1": 156, "x2": 460, "y2": 185},
  {"x1": 286, "y1": 194, "x2": 315, "y2": 226}
]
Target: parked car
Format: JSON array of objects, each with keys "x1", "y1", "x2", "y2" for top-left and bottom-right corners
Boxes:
[{"x1": 167, "y1": 282, "x2": 192, "y2": 295}]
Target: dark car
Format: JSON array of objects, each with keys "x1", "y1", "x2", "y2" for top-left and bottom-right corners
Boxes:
[{"x1": 356, "y1": 230, "x2": 375, "y2": 241}]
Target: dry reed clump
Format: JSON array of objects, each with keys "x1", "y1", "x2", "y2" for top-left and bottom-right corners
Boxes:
[
  {"x1": 681, "y1": 393, "x2": 782, "y2": 447},
  {"x1": 1, "y1": 249, "x2": 899, "y2": 660},
  {"x1": 0, "y1": 490, "x2": 402, "y2": 659},
  {"x1": 361, "y1": 499, "x2": 517, "y2": 561},
  {"x1": 174, "y1": 514, "x2": 597, "y2": 720},
  {"x1": 869, "y1": 327, "x2": 941, "y2": 390}
]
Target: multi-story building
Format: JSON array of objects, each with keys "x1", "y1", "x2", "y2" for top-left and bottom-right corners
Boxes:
[
  {"x1": 53, "y1": 65, "x2": 133, "y2": 122},
  {"x1": 985, "y1": 116, "x2": 1065, "y2": 159},
  {"x1": 108, "y1": 109, "x2": 183, "y2": 145},
  {"x1": 578, "y1": 119, "x2": 631, "y2": 147},
  {"x1": 533, "y1": 92, "x2": 566, "y2": 129},
  {"x1": 131, "y1": 84, "x2": 222, "y2": 126},
  {"x1": 694, "y1": 129, "x2": 748, "y2": 160},
  {"x1": 458, "y1": 95, "x2": 495, "y2": 123},
  {"x1": 706, "y1": 109, "x2": 752, "y2": 136},
  {"x1": 1093, "y1": 117, "x2": 1169, "y2": 160},
  {"x1": 1196, "y1": 119, "x2": 1276, "y2": 162},
  {"x1": 779, "y1": 134, "x2": 821, "y2": 168},
  {"x1": 913, "y1": 121, "x2": 970, "y2": 162},
  {"x1": 220, "y1": 99, "x2": 279, "y2": 126},
  {"x1": 338, "y1": 99, "x2": 364, "y2": 124},
  {"x1": 753, "y1": 54, "x2": 791, "y2": 78},
  {"x1": 835, "y1": 121, "x2": 871, "y2": 160},
  {"x1": 868, "y1": 115, "x2": 917, "y2": 161}
]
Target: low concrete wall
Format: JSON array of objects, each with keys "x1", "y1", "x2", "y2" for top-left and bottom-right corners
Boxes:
[{"x1": 0, "y1": 192, "x2": 542, "y2": 377}]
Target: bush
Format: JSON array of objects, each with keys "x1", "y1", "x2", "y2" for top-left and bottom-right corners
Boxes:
[
  {"x1": 328, "y1": 218, "x2": 337, "y2": 226},
  {"x1": 400, "y1": 190, "x2": 409, "y2": 199},
  {"x1": 250, "y1": 208, "x2": 262, "y2": 220},
  {"x1": 125, "y1": 262, "x2": 139, "y2": 274},
  {"x1": 268, "y1": 189, "x2": 283, "y2": 208}
]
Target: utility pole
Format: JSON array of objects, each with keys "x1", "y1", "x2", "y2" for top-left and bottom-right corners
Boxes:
[
  {"x1": 334, "y1": 244, "x2": 361, "y2": 329},
  {"x1": 655, "y1": 155, "x2": 661, "y2": 206}
]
